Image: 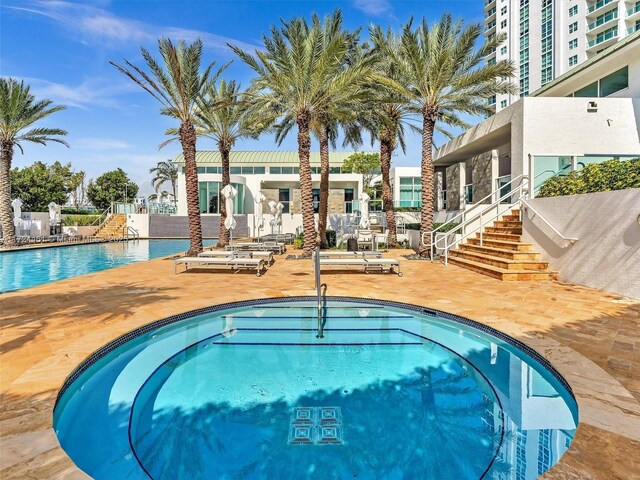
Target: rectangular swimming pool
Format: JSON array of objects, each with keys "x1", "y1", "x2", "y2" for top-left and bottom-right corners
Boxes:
[{"x1": 0, "y1": 239, "x2": 216, "y2": 293}]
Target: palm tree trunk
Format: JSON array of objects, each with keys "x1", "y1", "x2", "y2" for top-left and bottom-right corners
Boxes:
[
  {"x1": 418, "y1": 109, "x2": 436, "y2": 257},
  {"x1": 218, "y1": 144, "x2": 231, "y2": 248},
  {"x1": 317, "y1": 124, "x2": 330, "y2": 249},
  {"x1": 380, "y1": 135, "x2": 398, "y2": 248},
  {"x1": 179, "y1": 119, "x2": 204, "y2": 256},
  {"x1": 0, "y1": 142, "x2": 16, "y2": 247},
  {"x1": 296, "y1": 111, "x2": 317, "y2": 257}
]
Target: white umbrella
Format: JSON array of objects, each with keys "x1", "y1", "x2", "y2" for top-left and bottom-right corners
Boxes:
[
  {"x1": 268, "y1": 200, "x2": 278, "y2": 234},
  {"x1": 358, "y1": 192, "x2": 370, "y2": 229},
  {"x1": 11, "y1": 198, "x2": 23, "y2": 228},
  {"x1": 275, "y1": 202, "x2": 284, "y2": 232},
  {"x1": 254, "y1": 191, "x2": 266, "y2": 238},
  {"x1": 221, "y1": 184, "x2": 237, "y2": 231}
]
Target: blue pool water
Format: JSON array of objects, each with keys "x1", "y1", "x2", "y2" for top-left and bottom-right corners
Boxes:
[
  {"x1": 0, "y1": 239, "x2": 216, "y2": 293},
  {"x1": 54, "y1": 298, "x2": 578, "y2": 480}
]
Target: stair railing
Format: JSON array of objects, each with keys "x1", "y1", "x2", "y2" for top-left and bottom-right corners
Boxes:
[
  {"x1": 423, "y1": 176, "x2": 531, "y2": 265},
  {"x1": 89, "y1": 205, "x2": 113, "y2": 233},
  {"x1": 520, "y1": 198, "x2": 578, "y2": 245},
  {"x1": 422, "y1": 174, "x2": 529, "y2": 260}
]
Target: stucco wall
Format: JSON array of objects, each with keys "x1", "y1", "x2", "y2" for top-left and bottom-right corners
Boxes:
[{"x1": 522, "y1": 189, "x2": 640, "y2": 299}]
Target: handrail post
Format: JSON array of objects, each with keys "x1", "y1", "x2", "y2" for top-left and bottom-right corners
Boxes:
[
  {"x1": 314, "y1": 246, "x2": 325, "y2": 339},
  {"x1": 480, "y1": 210, "x2": 483, "y2": 246}
]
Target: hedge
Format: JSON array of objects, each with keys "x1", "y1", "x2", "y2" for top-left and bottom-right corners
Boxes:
[
  {"x1": 538, "y1": 158, "x2": 640, "y2": 198},
  {"x1": 61, "y1": 215, "x2": 103, "y2": 226}
]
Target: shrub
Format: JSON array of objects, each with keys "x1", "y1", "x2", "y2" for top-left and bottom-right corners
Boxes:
[
  {"x1": 61, "y1": 215, "x2": 103, "y2": 226},
  {"x1": 325, "y1": 230, "x2": 336, "y2": 248},
  {"x1": 61, "y1": 208, "x2": 97, "y2": 215},
  {"x1": 293, "y1": 233, "x2": 304, "y2": 250},
  {"x1": 538, "y1": 158, "x2": 640, "y2": 198}
]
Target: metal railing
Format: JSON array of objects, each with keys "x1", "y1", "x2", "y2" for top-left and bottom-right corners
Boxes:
[
  {"x1": 587, "y1": 0, "x2": 614, "y2": 15},
  {"x1": 422, "y1": 174, "x2": 530, "y2": 262},
  {"x1": 520, "y1": 199, "x2": 579, "y2": 245},
  {"x1": 122, "y1": 225, "x2": 140, "y2": 240},
  {"x1": 313, "y1": 246, "x2": 327, "y2": 339},
  {"x1": 587, "y1": 9, "x2": 618, "y2": 30}
]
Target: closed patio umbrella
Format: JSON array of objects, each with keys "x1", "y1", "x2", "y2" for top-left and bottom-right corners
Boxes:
[
  {"x1": 11, "y1": 199, "x2": 23, "y2": 231},
  {"x1": 254, "y1": 191, "x2": 266, "y2": 239},
  {"x1": 358, "y1": 192, "x2": 370, "y2": 229},
  {"x1": 275, "y1": 202, "x2": 284, "y2": 234},
  {"x1": 221, "y1": 185, "x2": 237, "y2": 242},
  {"x1": 269, "y1": 200, "x2": 277, "y2": 234}
]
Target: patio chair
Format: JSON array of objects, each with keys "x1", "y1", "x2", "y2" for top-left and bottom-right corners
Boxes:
[{"x1": 356, "y1": 229, "x2": 373, "y2": 250}]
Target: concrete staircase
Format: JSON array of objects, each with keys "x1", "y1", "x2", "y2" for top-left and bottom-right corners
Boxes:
[
  {"x1": 95, "y1": 213, "x2": 127, "y2": 239},
  {"x1": 448, "y1": 209, "x2": 557, "y2": 281}
]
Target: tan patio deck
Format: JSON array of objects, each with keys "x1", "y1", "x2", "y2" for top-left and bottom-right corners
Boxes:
[{"x1": 1, "y1": 249, "x2": 638, "y2": 479}]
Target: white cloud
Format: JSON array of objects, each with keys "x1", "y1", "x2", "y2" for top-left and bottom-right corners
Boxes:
[
  {"x1": 352, "y1": 0, "x2": 393, "y2": 16},
  {"x1": 5, "y1": 1, "x2": 260, "y2": 54},
  {"x1": 9, "y1": 76, "x2": 136, "y2": 109}
]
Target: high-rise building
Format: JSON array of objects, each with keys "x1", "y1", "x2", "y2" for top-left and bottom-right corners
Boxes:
[{"x1": 484, "y1": 0, "x2": 640, "y2": 112}]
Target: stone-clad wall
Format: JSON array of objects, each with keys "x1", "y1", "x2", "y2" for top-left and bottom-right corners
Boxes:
[
  {"x1": 261, "y1": 189, "x2": 279, "y2": 214},
  {"x1": 329, "y1": 189, "x2": 345, "y2": 214},
  {"x1": 445, "y1": 163, "x2": 465, "y2": 211},
  {"x1": 471, "y1": 151, "x2": 496, "y2": 204}
]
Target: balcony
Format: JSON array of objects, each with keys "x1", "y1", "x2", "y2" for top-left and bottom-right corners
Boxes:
[
  {"x1": 627, "y1": 23, "x2": 640, "y2": 34},
  {"x1": 484, "y1": 0, "x2": 496, "y2": 11},
  {"x1": 587, "y1": 9, "x2": 618, "y2": 33},
  {"x1": 627, "y1": 3, "x2": 640, "y2": 20},
  {"x1": 587, "y1": 27, "x2": 619, "y2": 48},
  {"x1": 485, "y1": 9, "x2": 496, "y2": 22},
  {"x1": 586, "y1": 0, "x2": 615, "y2": 17}
]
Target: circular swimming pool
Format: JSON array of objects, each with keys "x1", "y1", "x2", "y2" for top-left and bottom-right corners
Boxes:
[{"x1": 54, "y1": 297, "x2": 578, "y2": 479}]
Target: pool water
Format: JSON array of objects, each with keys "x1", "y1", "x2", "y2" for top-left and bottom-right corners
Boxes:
[
  {"x1": 0, "y1": 239, "x2": 216, "y2": 293},
  {"x1": 54, "y1": 298, "x2": 578, "y2": 480}
]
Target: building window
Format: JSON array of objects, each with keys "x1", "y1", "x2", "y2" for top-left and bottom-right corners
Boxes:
[
  {"x1": 279, "y1": 188, "x2": 290, "y2": 213},
  {"x1": 600, "y1": 66, "x2": 629, "y2": 96},
  {"x1": 574, "y1": 81, "x2": 598, "y2": 97},
  {"x1": 568, "y1": 38, "x2": 578, "y2": 50},
  {"x1": 500, "y1": 6, "x2": 507, "y2": 15},
  {"x1": 488, "y1": 57, "x2": 496, "y2": 66},
  {"x1": 500, "y1": 19, "x2": 507, "y2": 28},
  {"x1": 312, "y1": 188, "x2": 320, "y2": 213},
  {"x1": 500, "y1": 99, "x2": 507, "y2": 108},
  {"x1": 569, "y1": 5, "x2": 578, "y2": 16},
  {"x1": 344, "y1": 188, "x2": 355, "y2": 213},
  {"x1": 329, "y1": 166, "x2": 341, "y2": 174},
  {"x1": 486, "y1": 19, "x2": 496, "y2": 30},
  {"x1": 198, "y1": 182, "x2": 245, "y2": 214},
  {"x1": 569, "y1": 55, "x2": 578, "y2": 66},
  {"x1": 270, "y1": 167, "x2": 281, "y2": 174},
  {"x1": 500, "y1": 46, "x2": 507, "y2": 55},
  {"x1": 569, "y1": 22, "x2": 578, "y2": 33},
  {"x1": 399, "y1": 177, "x2": 422, "y2": 208},
  {"x1": 253, "y1": 166, "x2": 266, "y2": 174},
  {"x1": 197, "y1": 167, "x2": 206, "y2": 174}
]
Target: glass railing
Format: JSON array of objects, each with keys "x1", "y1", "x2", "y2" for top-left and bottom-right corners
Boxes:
[
  {"x1": 588, "y1": 27, "x2": 618, "y2": 47},
  {"x1": 627, "y1": 24, "x2": 640, "y2": 34},
  {"x1": 587, "y1": 0, "x2": 614, "y2": 14},
  {"x1": 587, "y1": 10, "x2": 618, "y2": 30},
  {"x1": 485, "y1": 9, "x2": 496, "y2": 19},
  {"x1": 148, "y1": 202, "x2": 177, "y2": 215},
  {"x1": 484, "y1": 0, "x2": 495, "y2": 7},
  {"x1": 627, "y1": 3, "x2": 640, "y2": 16}
]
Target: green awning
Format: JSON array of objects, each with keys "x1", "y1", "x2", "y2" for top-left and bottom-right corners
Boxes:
[{"x1": 173, "y1": 150, "x2": 366, "y2": 165}]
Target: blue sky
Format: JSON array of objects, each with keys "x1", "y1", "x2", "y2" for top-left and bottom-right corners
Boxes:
[{"x1": 1, "y1": 0, "x2": 484, "y2": 195}]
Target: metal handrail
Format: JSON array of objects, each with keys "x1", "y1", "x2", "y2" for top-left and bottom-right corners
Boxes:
[
  {"x1": 89, "y1": 205, "x2": 112, "y2": 230},
  {"x1": 121, "y1": 225, "x2": 140, "y2": 240},
  {"x1": 425, "y1": 177, "x2": 530, "y2": 263},
  {"x1": 422, "y1": 174, "x2": 528, "y2": 248},
  {"x1": 520, "y1": 199, "x2": 579, "y2": 244},
  {"x1": 313, "y1": 246, "x2": 326, "y2": 339}
]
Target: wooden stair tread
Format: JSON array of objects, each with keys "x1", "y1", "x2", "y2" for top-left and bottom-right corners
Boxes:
[
  {"x1": 448, "y1": 257, "x2": 557, "y2": 279},
  {"x1": 459, "y1": 244, "x2": 536, "y2": 256},
  {"x1": 467, "y1": 238, "x2": 533, "y2": 249},
  {"x1": 450, "y1": 249, "x2": 547, "y2": 266}
]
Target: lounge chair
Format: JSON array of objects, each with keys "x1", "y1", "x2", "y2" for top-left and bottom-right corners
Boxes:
[
  {"x1": 199, "y1": 249, "x2": 275, "y2": 266},
  {"x1": 174, "y1": 256, "x2": 266, "y2": 276},
  {"x1": 227, "y1": 241, "x2": 286, "y2": 255},
  {"x1": 356, "y1": 229, "x2": 373, "y2": 250},
  {"x1": 315, "y1": 255, "x2": 402, "y2": 276},
  {"x1": 318, "y1": 251, "x2": 383, "y2": 259}
]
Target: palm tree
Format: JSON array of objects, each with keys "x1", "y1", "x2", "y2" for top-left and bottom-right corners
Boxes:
[
  {"x1": 0, "y1": 78, "x2": 68, "y2": 246},
  {"x1": 111, "y1": 38, "x2": 226, "y2": 256},
  {"x1": 231, "y1": 10, "x2": 375, "y2": 256},
  {"x1": 197, "y1": 79, "x2": 263, "y2": 247},
  {"x1": 380, "y1": 15, "x2": 515, "y2": 256},
  {"x1": 149, "y1": 160, "x2": 178, "y2": 204}
]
